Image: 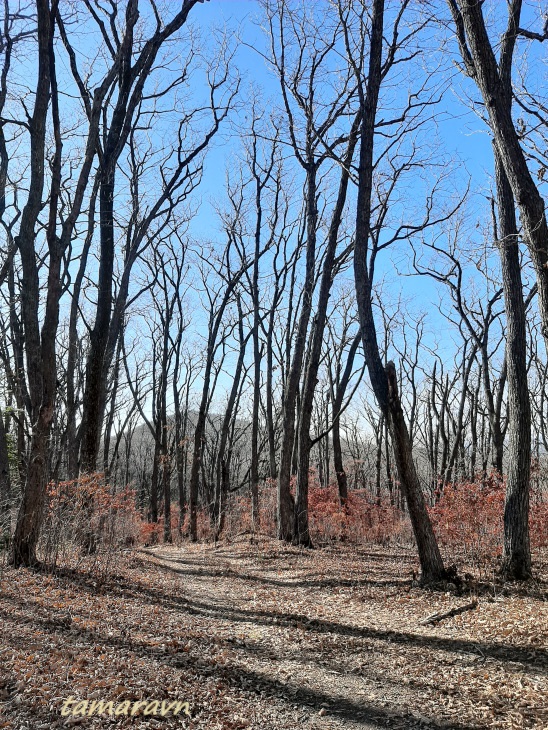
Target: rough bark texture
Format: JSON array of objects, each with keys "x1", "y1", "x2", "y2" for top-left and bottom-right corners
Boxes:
[
  {"x1": 79, "y1": 0, "x2": 202, "y2": 473},
  {"x1": 250, "y1": 170, "x2": 263, "y2": 529},
  {"x1": 277, "y1": 165, "x2": 317, "y2": 542},
  {"x1": 385, "y1": 363, "x2": 446, "y2": 580},
  {"x1": 451, "y1": 0, "x2": 548, "y2": 346},
  {"x1": 0, "y1": 406, "x2": 11, "y2": 530},
  {"x1": 10, "y1": 0, "x2": 56, "y2": 567},
  {"x1": 449, "y1": 0, "x2": 532, "y2": 579},
  {"x1": 352, "y1": 0, "x2": 445, "y2": 582},
  {"x1": 79, "y1": 0, "x2": 139, "y2": 473},
  {"x1": 495, "y1": 150, "x2": 531, "y2": 579},
  {"x1": 265, "y1": 311, "x2": 278, "y2": 481},
  {"x1": 493, "y1": 3, "x2": 531, "y2": 578}
]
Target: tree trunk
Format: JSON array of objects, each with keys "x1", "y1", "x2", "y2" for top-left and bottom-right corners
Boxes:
[
  {"x1": 250, "y1": 190, "x2": 262, "y2": 528},
  {"x1": 265, "y1": 313, "x2": 277, "y2": 479},
  {"x1": 294, "y1": 119, "x2": 358, "y2": 545},
  {"x1": 332, "y1": 331, "x2": 361, "y2": 505},
  {"x1": 150, "y1": 435, "x2": 160, "y2": 526},
  {"x1": 162, "y1": 450, "x2": 172, "y2": 544},
  {"x1": 173, "y1": 380, "x2": 188, "y2": 534},
  {"x1": 10, "y1": 0, "x2": 57, "y2": 567},
  {"x1": 494, "y1": 148, "x2": 531, "y2": 579},
  {"x1": 277, "y1": 165, "x2": 318, "y2": 542},
  {"x1": 385, "y1": 362, "x2": 445, "y2": 576},
  {"x1": 451, "y1": 0, "x2": 533, "y2": 578},
  {"x1": 79, "y1": 159, "x2": 117, "y2": 474},
  {"x1": 0, "y1": 406, "x2": 11, "y2": 531},
  {"x1": 451, "y1": 0, "x2": 548, "y2": 347},
  {"x1": 79, "y1": 0, "x2": 202, "y2": 472},
  {"x1": 214, "y1": 316, "x2": 247, "y2": 536},
  {"x1": 375, "y1": 416, "x2": 383, "y2": 505},
  {"x1": 188, "y1": 351, "x2": 214, "y2": 542},
  {"x1": 352, "y1": 0, "x2": 445, "y2": 583},
  {"x1": 333, "y1": 415, "x2": 348, "y2": 505}
]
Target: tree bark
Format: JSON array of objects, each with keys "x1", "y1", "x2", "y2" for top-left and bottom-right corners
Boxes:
[
  {"x1": 332, "y1": 332, "x2": 362, "y2": 505},
  {"x1": 79, "y1": 0, "x2": 203, "y2": 472},
  {"x1": 10, "y1": 0, "x2": 57, "y2": 567},
  {"x1": 450, "y1": 0, "x2": 548, "y2": 347},
  {"x1": 449, "y1": 0, "x2": 533, "y2": 579},
  {"x1": 294, "y1": 119, "x2": 359, "y2": 545},
  {"x1": 495, "y1": 150, "x2": 531, "y2": 578},
  {"x1": 277, "y1": 165, "x2": 318, "y2": 542},
  {"x1": 0, "y1": 405, "x2": 11, "y2": 531},
  {"x1": 214, "y1": 314, "x2": 248, "y2": 536},
  {"x1": 352, "y1": 0, "x2": 445, "y2": 583}
]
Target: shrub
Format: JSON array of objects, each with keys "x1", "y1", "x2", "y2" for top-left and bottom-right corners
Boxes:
[
  {"x1": 41, "y1": 474, "x2": 142, "y2": 566},
  {"x1": 429, "y1": 470, "x2": 548, "y2": 562},
  {"x1": 308, "y1": 485, "x2": 408, "y2": 544},
  {"x1": 214, "y1": 478, "x2": 409, "y2": 546}
]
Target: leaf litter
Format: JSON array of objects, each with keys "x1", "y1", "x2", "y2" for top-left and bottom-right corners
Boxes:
[{"x1": 0, "y1": 539, "x2": 546, "y2": 729}]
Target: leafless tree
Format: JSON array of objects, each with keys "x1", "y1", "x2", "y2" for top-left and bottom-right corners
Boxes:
[{"x1": 447, "y1": 0, "x2": 538, "y2": 578}]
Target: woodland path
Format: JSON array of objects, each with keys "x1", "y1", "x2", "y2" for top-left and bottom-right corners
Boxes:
[{"x1": 0, "y1": 539, "x2": 546, "y2": 729}]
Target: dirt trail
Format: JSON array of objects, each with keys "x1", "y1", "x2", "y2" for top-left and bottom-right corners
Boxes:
[
  {"x1": 0, "y1": 539, "x2": 546, "y2": 729},
  {"x1": 147, "y1": 540, "x2": 547, "y2": 729}
]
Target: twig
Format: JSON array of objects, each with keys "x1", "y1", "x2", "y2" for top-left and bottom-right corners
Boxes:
[{"x1": 419, "y1": 600, "x2": 478, "y2": 626}]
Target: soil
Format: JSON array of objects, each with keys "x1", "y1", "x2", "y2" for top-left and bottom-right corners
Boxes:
[{"x1": 0, "y1": 539, "x2": 546, "y2": 729}]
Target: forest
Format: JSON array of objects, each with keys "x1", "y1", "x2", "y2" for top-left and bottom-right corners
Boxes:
[{"x1": 0, "y1": 1, "x2": 547, "y2": 728}]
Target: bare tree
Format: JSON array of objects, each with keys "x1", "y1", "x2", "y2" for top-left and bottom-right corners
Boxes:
[
  {"x1": 448, "y1": 0, "x2": 534, "y2": 578},
  {"x1": 326, "y1": 300, "x2": 363, "y2": 505},
  {"x1": 264, "y1": 0, "x2": 359, "y2": 542},
  {"x1": 78, "y1": 0, "x2": 235, "y2": 473},
  {"x1": 346, "y1": 0, "x2": 447, "y2": 582},
  {"x1": 447, "y1": 1, "x2": 548, "y2": 346},
  {"x1": 10, "y1": 0, "x2": 61, "y2": 566},
  {"x1": 187, "y1": 224, "x2": 256, "y2": 541}
]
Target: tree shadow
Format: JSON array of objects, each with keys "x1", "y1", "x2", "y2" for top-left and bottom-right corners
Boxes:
[
  {"x1": 143, "y1": 553, "x2": 411, "y2": 590},
  {"x1": 0, "y1": 596, "x2": 485, "y2": 730},
  {"x1": 36, "y1": 563, "x2": 548, "y2": 675},
  {"x1": 150, "y1": 546, "x2": 548, "y2": 599}
]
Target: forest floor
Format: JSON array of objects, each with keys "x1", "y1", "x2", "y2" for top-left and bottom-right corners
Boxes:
[{"x1": 0, "y1": 539, "x2": 546, "y2": 730}]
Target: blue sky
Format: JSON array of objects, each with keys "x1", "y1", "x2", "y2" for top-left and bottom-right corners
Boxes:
[
  {"x1": 116, "y1": 0, "x2": 548, "y2": 422},
  {"x1": 42, "y1": 0, "x2": 541, "y2": 418},
  {"x1": 182, "y1": 0, "x2": 504, "y2": 372}
]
